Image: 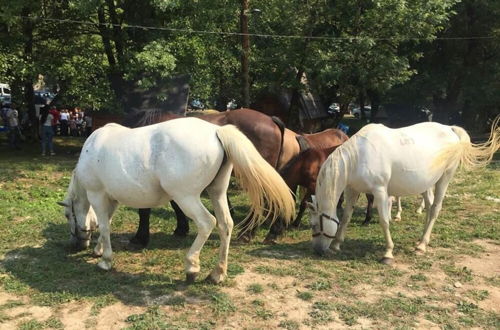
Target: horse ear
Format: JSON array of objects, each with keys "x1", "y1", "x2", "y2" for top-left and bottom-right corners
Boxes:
[{"x1": 57, "y1": 200, "x2": 69, "y2": 207}]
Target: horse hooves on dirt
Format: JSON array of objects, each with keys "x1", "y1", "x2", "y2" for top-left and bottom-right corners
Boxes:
[
  {"x1": 379, "y1": 257, "x2": 394, "y2": 266},
  {"x1": 186, "y1": 272, "x2": 198, "y2": 284}
]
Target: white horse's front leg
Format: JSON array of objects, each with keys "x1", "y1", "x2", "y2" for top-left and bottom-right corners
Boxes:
[
  {"x1": 333, "y1": 187, "x2": 359, "y2": 251},
  {"x1": 88, "y1": 194, "x2": 117, "y2": 271}
]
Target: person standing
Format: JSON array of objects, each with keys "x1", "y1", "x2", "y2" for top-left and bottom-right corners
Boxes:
[
  {"x1": 60, "y1": 109, "x2": 69, "y2": 136},
  {"x1": 6, "y1": 103, "x2": 21, "y2": 150},
  {"x1": 40, "y1": 106, "x2": 56, "y2": 156},
  {"x1": 84, "y1": 112, "x2": 92, "y2": 137}
]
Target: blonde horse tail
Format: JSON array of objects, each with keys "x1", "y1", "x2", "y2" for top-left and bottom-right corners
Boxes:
[
  {"x1": 434, "y1": 116, "x2": 500, "y2": 171},
  {"x1": 216, "y1": 125, "x2": 295, "y2": 233}
]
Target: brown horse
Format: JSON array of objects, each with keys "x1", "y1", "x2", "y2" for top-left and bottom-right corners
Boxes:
[
  {"x1": 236, "y1": 128, "x2": 355, "y2": 242},
  {"x1": 126, "y1": 108, "x2": 296, "y2": 246}
]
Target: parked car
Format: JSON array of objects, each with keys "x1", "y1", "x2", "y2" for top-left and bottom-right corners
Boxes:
[
  {"x1": 328, "y1": 103, "x2": 340, "y2": 113},
  {"x1": 0, "y1": 83, "x2": 11, "y2": 103},
  {"x1": 352, "y1": 106, "x2": 371, "y2": 118},
  {"x1": 189, "y1": 99, "x2": 205, "y2": 110}
]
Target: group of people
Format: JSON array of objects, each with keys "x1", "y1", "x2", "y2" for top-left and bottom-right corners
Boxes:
[
  {"x1": 1, "y1": 102, "x2": 93, "y2": 156},
  {"x1": 46, "y1": 107, "x2": 92, "y2": 138},
  {"x1": 39, "y1": 106, "x2": 93, "y2": 156}
]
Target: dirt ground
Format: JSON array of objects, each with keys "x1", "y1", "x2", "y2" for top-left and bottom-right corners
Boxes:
[{"x1": 1, "y1": 240, "x2": 498, "y2": 329}]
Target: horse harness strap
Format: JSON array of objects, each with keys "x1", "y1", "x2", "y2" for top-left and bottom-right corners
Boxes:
[
  {"x1": 296, "y1": 135, "x2": 310, "y2": 152},
  {"x1": 70, "y1": 202, "x2": 92, "y2": 241},
  {"x1": 312, "y1": 213, "x2": 339, "y2": 239}
]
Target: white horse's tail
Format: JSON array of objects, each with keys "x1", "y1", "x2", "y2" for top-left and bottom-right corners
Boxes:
[
  {"x1": 216, "y1": 125, "x2": 295, "y2": 232},
  {"x1": 434, "y1": 116, "x2": 500, "y2": 171}
]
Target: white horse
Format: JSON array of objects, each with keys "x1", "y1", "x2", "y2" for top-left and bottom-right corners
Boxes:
[
  {"x1": 309, "y1": 120, "x2": 499, "y2": 264},
  {"x1": 59, "y1": 117, "x2": 295, "y2": 283}
]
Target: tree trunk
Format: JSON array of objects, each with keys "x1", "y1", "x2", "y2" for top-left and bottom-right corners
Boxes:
[
  {"x1": 21, "y1": 9, "x2": 37, "y2": 137},
  {"x1": 97, "y1": 5, "x2": 127, "y2": 112}
]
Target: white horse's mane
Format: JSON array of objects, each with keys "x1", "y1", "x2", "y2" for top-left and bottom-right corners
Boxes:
[
  {"x1": 66, "y1": 171, "x2": 80, "y2": 201},
  {"x1": 317, "y1": 134, "x2": 361, "y2": 204}
]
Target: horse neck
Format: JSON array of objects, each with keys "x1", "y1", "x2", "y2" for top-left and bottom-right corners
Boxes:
[{"x1": 68, "y1": 172, "x2": 88, "y2": 205}]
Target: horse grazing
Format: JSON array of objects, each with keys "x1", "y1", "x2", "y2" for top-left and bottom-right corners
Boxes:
[
  {"x1": 59, "y1": 117, "x2": 294, "y2": 283},
  {"x1": 270, "y1": 146, "x2": 379, "y2": 242},
  {"x1": 309, "y1": 120, "x2": 499, "y2": 264},
  {"x1": 237, "y1": 128, "x2": 353, "y2": 242}
]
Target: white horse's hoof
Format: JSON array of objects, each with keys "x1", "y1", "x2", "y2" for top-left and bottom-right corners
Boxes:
[
  {"x1": 93, "y1": 249, "x2": 103, "y2": 258},
  {"x1": 186, "y1": 272, "x2": 198, "y2": 284},
  {"x1": 415, "y1": 244, "x2": 427, "y2": 254},
  {"x1": 380, "y1": 257, "x2": 394, "y2": 265},
  {"x1": 97, "y1": 260, "x2": 112, "y2": 271},
  {"x1": 206, "y1": 271, "x2": 226, "y2": 284},
  {"x1": 394, "y1": 216, "x2": 401, "y2": 222}
]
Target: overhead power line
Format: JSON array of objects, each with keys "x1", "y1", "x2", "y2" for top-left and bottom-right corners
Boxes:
[{"x1": 17, "y1": 15, "x2": 499, "y2": 42}]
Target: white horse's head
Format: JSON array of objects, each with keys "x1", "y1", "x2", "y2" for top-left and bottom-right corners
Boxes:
[
  {"x1": 308, "y1": 195, "x2": 339, "y2": 255},
  {"x1": 58, "y1": 198, "x2": 97, "y2": 250}
]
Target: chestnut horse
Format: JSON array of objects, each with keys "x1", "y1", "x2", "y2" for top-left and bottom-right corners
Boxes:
[
  {"x1": 237, "y1": 128, "x2": 367, "y2": 242},
  {"x1": 265, "y1": 145, "x2": 377, "y2": 242}
]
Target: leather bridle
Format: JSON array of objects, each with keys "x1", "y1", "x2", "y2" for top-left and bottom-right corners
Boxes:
[
  {"x1": 69, "y1": 201, "x2": 92, "y2": 242},
  {"x1": 312, "y1": 213, "x2": 339, "y2": 239}
]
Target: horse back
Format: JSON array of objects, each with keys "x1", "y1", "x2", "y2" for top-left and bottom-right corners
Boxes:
[{"x1": 303, "y1": 128, "x2": 348, "y2": 149}]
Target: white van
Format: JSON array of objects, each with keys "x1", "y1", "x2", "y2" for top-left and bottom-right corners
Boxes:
[{"x1": 0, "y1": 83, "x2": 11, "y2": 103}]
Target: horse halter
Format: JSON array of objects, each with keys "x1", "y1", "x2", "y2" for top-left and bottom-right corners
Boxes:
[
  {"x1": 69, "y1": 202, "x2": 92, "y2": 242},
  {"x1": 312, "y1": 213, "x2": 340, "y2": 239}
]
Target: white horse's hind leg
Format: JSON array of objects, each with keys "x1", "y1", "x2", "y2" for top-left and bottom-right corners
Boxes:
[
  {"x1": 416, "y1": 170, "x2": 455, "y2": 253},
  {"x1": 394, "y1": 197, "x2": 402, "y2": 221},
  {"x1": 87, "y1": 193, "x2": 117, "y2": 270},
  {"x1": 417, "y1": 189, "x2": 434, "y2": 214},
  {"x1": 373, "y1": 188, "x2": 395, "y2": 264},
  {"x1": 332, "y1": 187, "x2": 359, "y2": 251},
  {"x1": 174, "y1": 196, "x2": 216, "y2": 283},
  {"x1": 206, "y1": 163, "x2": 233, "y2": 284}
]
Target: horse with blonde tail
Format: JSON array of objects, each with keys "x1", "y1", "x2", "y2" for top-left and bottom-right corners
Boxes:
[
  {"x1": 59, "y1": 117, "x2": 294, "y2": 284},
  {"x1": 309, "y1": 117, "x2": 499, "y2": 264}
]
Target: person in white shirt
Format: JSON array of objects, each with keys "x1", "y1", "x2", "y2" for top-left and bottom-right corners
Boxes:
[
  {"x1": 60, "y1": 109, "x2": 69, "y2": 136},
  {"x1": 6, "y1": 103, "x2": 21, "y2": 150}
]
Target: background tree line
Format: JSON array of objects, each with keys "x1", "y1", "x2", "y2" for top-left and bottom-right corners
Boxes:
[{"x1": 0, "y1": 0, "x2": 498, "y2": 131}]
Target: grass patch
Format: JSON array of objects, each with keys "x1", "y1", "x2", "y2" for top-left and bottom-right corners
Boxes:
[
  {"x1": 0, "y1": 135, "x2": 499, "y2": 329},
  {"x1": 246, "y1": 283, "x2": 264, "y2": 294},
  {"x1": 296, "y1": 291, "x2": 313, "y2": 301},
  {"x1": 210, "y1": 293, "x2": 236, "y2": 316}
]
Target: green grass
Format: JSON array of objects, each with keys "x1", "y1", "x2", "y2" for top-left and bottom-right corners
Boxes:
[{"x1": 0, "y1": 134, "x2": 499, "y2": 329}]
